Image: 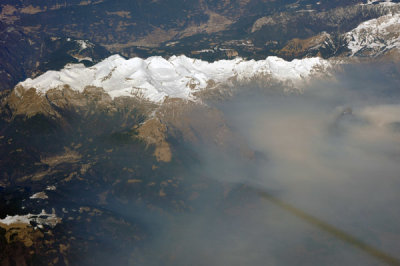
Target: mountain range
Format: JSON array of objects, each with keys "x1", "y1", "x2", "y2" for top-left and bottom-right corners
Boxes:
[{"x1": 1, "y1": 1, "x2": 400, "y2": 265}]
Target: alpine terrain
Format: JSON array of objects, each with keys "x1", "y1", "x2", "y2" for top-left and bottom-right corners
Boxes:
[{"x1": 1, "y1": 0, "x2": 400, "y2": 265}]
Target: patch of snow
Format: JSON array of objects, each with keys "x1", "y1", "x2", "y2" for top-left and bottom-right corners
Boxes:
[
  {"x1": 30, "y1": 192, "x2": 48, "y2": 199},
  {"x1": 79, "y1": 57, "x2": 93, "y2": 62},
  {"x1": 0, "y1": 209, "x2": 61, "y2": 228},
  {"x1": 77, "y1": 40, "x2": 89, "y2": 50},
  {"x1": 46, "y1": 185, "x2": 56, "y2": 191},
  {"x1": 195, "y1": 49, "x2": 215, "y2": 53},
  {"x1": 166, "y1": 41, "x2": 179, "y2": 47},
  {"x1": 72, "y1": 55, "x2": 93, "y2": 62},
  {"x1": 361, "y1": 0, "x2": 396, "y2": 6},
  {"x1": 0, "y1": 214, "x2": 30, "y2": 225},
  {"x1": 18, "y1": 55, "x2": 330, "y2": 103},
  {"x1": 296, "y1": 9, "x2": 316, "y2": 13}
]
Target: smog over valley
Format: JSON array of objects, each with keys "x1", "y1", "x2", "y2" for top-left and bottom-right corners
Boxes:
[{"x1": 1, "y1": 0, "x2": 400, "y2": 265}]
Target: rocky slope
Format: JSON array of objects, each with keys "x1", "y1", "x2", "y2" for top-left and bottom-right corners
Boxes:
[{"x1": 345, "y1": 12, "x2": 400, "y2": 57}]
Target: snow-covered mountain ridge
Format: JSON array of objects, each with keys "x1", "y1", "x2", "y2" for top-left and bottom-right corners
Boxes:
[
  {"x1": 13, "y1": 7, "x2": 400, "y2": 104},
  {"x1": 346, "y1": 12, "x2": 400, "y2": 56},
  {"x1": 17, "y1": 55, "x2": 330, "y2": 103}
]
